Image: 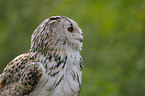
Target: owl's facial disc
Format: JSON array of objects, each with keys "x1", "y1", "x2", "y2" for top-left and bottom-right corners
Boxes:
[{"x1": 60, "y1": 16, "x2": 83, "y2": 50}]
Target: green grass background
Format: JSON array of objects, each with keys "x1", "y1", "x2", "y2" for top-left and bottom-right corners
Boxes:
[{"x1": 0, "y1": 0, "x2": 145, "y2": 96}]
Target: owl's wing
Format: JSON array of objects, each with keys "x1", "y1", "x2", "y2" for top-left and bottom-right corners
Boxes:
[{"x1": 0, "y1": 54, "x2": 43, "y2": 96}]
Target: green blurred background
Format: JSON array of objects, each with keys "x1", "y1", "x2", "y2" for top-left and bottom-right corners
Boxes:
[{"x1": 0, "y1": 0, "x2": 145, "y2": 96}]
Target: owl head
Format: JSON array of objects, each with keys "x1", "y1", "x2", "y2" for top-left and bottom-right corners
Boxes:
[{"x1": 30, "y1": 16, "x2": 83, "y2": 54}]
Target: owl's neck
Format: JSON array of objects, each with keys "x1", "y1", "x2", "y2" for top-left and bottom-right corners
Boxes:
[
  {"x1": 30, "y1": 35, "x2": 81, "y2": 56},
  {"x1": 30, "y1": 41, "x2": 80, "y2": 59}
]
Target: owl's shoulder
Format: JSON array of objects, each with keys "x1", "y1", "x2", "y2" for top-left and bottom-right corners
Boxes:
[{"x1": 0, "y1": 53, "x2": 43, "y2": 95}]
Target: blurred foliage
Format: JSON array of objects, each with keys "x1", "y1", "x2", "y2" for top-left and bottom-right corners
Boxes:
[{"x1": 0, "y1": 0, "x2": 145, "y2": 96}]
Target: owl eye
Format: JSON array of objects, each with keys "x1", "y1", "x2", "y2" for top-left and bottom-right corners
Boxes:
[{"x1": 67, "y1": 27, "x2": 73, "y2": 32}]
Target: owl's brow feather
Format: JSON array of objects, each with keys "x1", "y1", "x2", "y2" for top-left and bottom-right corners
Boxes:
[{"x1": 62, "y1": 16, "x2": 73, "y2": 27}]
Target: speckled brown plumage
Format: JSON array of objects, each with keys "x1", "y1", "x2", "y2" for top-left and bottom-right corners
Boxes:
[
  {"x1": 0, "y1": 16, "x2": 83, "y2": 96},
  {"x1": 0, "y1": 54, "x2": 42, "y2": 96}
]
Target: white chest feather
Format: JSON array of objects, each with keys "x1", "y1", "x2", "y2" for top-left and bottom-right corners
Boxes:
[{"x1": 29, "y1": 51, "x2": 82, "y2": 96}]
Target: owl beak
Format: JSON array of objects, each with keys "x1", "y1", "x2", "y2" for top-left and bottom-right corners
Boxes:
[
  {"x1": 79, "y1": 38, "x2": 83, "y2": 43},
  {"x1": 76, "y1": 36, "x2": 83, "y2": 43},
  {"x1": 73, "y1": 33, "x2": 83, "y2": 43}
]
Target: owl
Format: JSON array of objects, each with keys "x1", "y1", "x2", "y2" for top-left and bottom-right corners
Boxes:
[{"x1": 0, "y1": 16, "x2": 83, "y2": 96}]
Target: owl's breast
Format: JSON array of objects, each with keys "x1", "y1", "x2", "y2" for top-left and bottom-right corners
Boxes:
[{"x1": 29, "y1": 51, "x2": 82, "y2": 96}]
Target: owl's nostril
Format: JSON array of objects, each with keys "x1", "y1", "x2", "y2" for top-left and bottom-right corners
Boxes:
[
  {"x1": 80, "y1": 38, "x2": 83, "y2": 42},
  {"x1": 76, "y1": 38, "x2": 83, "y2": 43}
]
